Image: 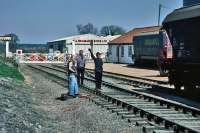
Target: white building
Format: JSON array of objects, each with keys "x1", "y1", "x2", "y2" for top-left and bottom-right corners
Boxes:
[
  {"x1": 47, "y1": 34, "x2": 120, "y2": 59},
  {"x1": 108, "y1": 26, "x2": 160, "y2": 64},
  {"x1": 0, "y1": 36, "x2": 13, "y2": 57}
]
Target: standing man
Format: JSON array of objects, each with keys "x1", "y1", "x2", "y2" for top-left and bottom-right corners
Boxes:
[
  {"x1": 76, "y1": 50, "x2": 86, "y2": 86},
  {"x1": 88, "y1": 48, "x2": 103, "y2": 90}
]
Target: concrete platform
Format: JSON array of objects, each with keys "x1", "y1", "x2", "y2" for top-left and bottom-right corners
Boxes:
[{"x1": 86, "y1": 63, "x2": 168, "y2": 82}]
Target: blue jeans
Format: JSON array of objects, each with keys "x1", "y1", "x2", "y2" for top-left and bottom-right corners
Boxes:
[{"x1": 68, "y1": 74, "x2": 78, "y2": 96}]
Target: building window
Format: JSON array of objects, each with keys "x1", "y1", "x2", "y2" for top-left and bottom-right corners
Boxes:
[
  {"x1": 121, "y1": 46, "x2": 124, "y2": 57},
  {"x1": 116, "y1": 46, "x2": 119, "y2": 57},
  {"x1": 128, "y1": 46, "x2": 132, "y2": 57},
  {"x1": 109, "y1": 45, "x2": 112, "y2": 55}
]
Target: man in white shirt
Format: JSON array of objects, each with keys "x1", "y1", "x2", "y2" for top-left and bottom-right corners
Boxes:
[{"x1": 76, "y1": 50, "x2": 86, "y2": 86}]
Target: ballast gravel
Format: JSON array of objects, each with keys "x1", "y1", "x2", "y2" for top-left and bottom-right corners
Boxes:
[{"x1": 0, "y1": 64, "x2": 143, "y2": 133}]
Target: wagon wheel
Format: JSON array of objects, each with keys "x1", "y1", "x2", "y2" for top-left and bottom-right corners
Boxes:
[{"x1": 173, "y1": 83, "x2": 182, "y2": 94}]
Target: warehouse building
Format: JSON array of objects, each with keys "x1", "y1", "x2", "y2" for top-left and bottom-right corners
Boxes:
[
  {"x1": 108, "y1": 26, "x2": 160, "y2": 64},
  {"x1": 47, "y1": 34, "x2": 120, "y2": 59}
]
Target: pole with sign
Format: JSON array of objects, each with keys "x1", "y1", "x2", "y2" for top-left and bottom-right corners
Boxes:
[
  {"x1": 72, "y1": 40, "x2": 76, "y2": 55},
  {"x1": 90, "y1": 40, "x2": 94, "y2": 53}
]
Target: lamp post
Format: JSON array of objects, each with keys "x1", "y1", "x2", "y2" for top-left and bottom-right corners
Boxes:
[{"x1": 90, "y1": 40, "x2": 94, "y2": 53}]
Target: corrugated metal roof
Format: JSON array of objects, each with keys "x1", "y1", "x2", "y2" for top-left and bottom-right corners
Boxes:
[
  {"x1": 48, "y1": 34, "x2": 95, "y2": 42},
  {"x1": 48, "y1": 34, "x2": 120, "y2": 43},
  {"x1": 108, "y1": 26, "x2": 160, "y2": 44}
]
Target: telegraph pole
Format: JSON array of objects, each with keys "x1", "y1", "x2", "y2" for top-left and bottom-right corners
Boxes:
[{"x1": 158, "y1": 3, "x2": 162, "y2": 26}]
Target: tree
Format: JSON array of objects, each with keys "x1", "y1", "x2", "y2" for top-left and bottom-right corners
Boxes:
[
  {"x1": 76, "y1": 23, "x2": 98, "y2": 35},
  {"x1": 100, "y1": 25, "x2": 125, "y2": 36}
]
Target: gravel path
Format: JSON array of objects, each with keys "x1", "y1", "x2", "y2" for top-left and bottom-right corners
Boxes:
[{"x1": 11, "y1": 64, "x2": 142, "y2": 133}]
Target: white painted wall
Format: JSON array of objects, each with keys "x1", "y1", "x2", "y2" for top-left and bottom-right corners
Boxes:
[
  {"x1": 108, "y1": 44, "x2": 134, "y2": 64},
  {"x1": 5, "y1": 41, "x2": 12, "y2": 57},
  {"x1": 66, "y1": 43, "x2": 108, "y2": 59},
  {"x1": 49, "y1": 34, "x2": 120, "y2": 60},
  {"x1": 119, "y1": 45, "x2": 134, "y2": 64},
  {"x1": 108, "y1": 45, "x2": 118, "y2": 63}
]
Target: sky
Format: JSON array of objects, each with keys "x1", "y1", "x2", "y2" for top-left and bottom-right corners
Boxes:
[{"x1": 0, "y1": 0, "x2": 182, "y2": 43}]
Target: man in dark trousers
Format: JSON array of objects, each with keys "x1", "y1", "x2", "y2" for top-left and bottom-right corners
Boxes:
[
  {"x1": 88, "y1": 48, "x2": 103, "y2": 90},
  {"x1": 76, "y1": 50, "x2": 86, "y2": 86}
]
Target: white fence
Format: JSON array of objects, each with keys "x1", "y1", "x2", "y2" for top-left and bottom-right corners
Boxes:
[
  {"x1": 16, "y1": 52, "x2": 109, "y2": 64},
  {"x1": 16, "y1": 53, "x2": 65, "y2": 64}
]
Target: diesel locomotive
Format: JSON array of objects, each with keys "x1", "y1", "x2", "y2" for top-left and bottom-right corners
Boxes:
[
  {"x1": 133, "y1": 30, "x2": 170, "y2": 76},
  {"x1": 160, "y1": 4, "x2": 200, "y2": 92}
]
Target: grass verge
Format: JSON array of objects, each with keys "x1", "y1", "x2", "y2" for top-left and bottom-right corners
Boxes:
[{"x1": 0, "y1": 62, "x2": 24, "y2": 81}]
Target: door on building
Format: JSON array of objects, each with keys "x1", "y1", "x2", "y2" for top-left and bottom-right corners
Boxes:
[{"x1": 116, "y1": 45, "x2": 120, "y2": 63}]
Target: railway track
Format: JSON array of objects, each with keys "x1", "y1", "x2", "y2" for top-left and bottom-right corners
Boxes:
[
  {"x1": 53, "y1": 65, "x2": 198, "y2": 98},
  {"x1": 52, "y1": 65, "x2": 172, "y2": 90},
  {"x1": 28, "y1": 64, "x2": 200, "y2": 133}
]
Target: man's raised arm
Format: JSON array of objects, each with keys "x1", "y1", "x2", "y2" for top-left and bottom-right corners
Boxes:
[{"x1": 88, "y1": 49, "x2": 95, "y2": 60}]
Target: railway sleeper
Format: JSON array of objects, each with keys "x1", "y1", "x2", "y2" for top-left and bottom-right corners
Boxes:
[
  {"x1": 175, "y1": 123, "x2": 200, "y2": 131},
  {"x1": 102, "y1": 92, "x2": 126, "y2": 95},
  {"x1": 162, "y1": 119, "x2": 200, "y2": 133},
  {"x1": 127, "y1": 117, "x2": 148, "y2": 123},
  {"x1": 120, "y1": 99, "x2": 149, "y2": 103},
  {"x1": 117, "y1": 111, "x2": 132, "y2": 115},
  {"x1": 174, "y1": 120, "x2": 200, "y2": 125},
  {"x1": 90, "y1": 98, "x2": 107, "y2": 103},
  {"x1": 172, "y1": 124, "x2": 200, "y2": 133},
  {"x1": 124, "y1": 100, "x2": 153, "y2": 103},
  {"x1": 152, "y1": 129, "x2": 175, "y2": 133},
  {"x1": 107, "y1": 95, "x2": 136, "y2": 99},
  {"x1": 91, "y1": 97, "x2": 125, "y2": 111},
  {"x1": 146, "y1": 112, "x2": 181, "y2": 121},
  {"x1": 148, "y1": 110, "x2": 178, "y2": 114},
  {"x1": 155, "y1": 117, "x2": 199, "y2": 124},
  {"x1": 102, "y1": 104, "x2": 116, "y2": 108},
  {"x1": 105, "y1": 105, "x2": 119, "y2": 110},
  {"x1": 111, "y1": 108, "x2": 127, "y2": 113},
  {"x1": 135, "y1": 121, "x2": 151, "y2": 126},
  {"x1": 90, "y1": 100, "x2": 110, "y2": 106},
  {"x1": 135, "y1": 105, "x2": 167, "y2": 109},
  {"x1": 129, "y1": 103, "x2": 159, "y2": 106},
  {"x1": 143, "y1": 125, "x2": 166, "y2": 133},
  {"x1": 147, "y1": 108, "x2": 174, "y2": 112},
  {"x1": 123, "y1": 102, "x2": 155, "y2": 107},
  {"x1": 121, "y1": 114, "x2": 140, "y2": 119},
  {"x1": 157, "y1": 114, "x2": 193, "y2": 118}
]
